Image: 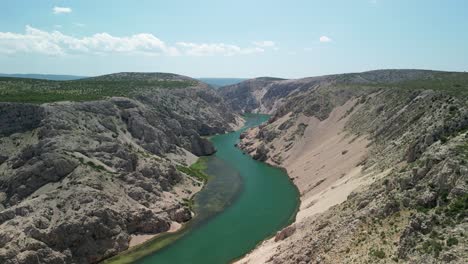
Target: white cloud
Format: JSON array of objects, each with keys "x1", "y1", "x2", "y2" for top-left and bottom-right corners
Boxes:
[
  {"x1": 0, "y1": 26, "x2": 276, "y2": 57},
  {"x1": 176, "y1": 41, "x2": 277, "y2": 56},
  {"x1": 253, "y1": 40, "x2": 279, "y2": 51},
  {"x1": 53, "y1": 6, "x2": 72, "y2": 14},
  {"x1": 319, "y1": 36, "x2": 332, "y2": 43},
  {"x1": 0, "y1": 26, "x2": 178, "y2": 56},
  {"x1": 253, "y1": 40, "x2": 275, "y2": 48}
]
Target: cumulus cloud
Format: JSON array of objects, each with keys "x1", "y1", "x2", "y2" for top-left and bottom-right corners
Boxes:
[
  {"x1": 175, "y1": 40, "x2": 278, "y2": 56},
  {"x1": 53, "y1": 6, "x2": 72, "y2": 14},
  {"x1": 253, "y1": 40, "x2": 279, "y2": 51},
  {"x1": 176, "y1": 42, "x2": 266, "y2": 56},
  {"x1": 0, "y1": 26, "x2": 178, "y2": 56},
  {"x1": 0, "y1": 26, "x2": 276, "y2": 57},
  {"x1": 319, "y1": 36, "x2": 332, "y2": 43},
  {"x1": 253, "y1": 40, "x2": 275, "y2": 48}
]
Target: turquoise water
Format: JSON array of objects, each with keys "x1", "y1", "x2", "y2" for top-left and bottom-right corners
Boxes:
[{"x1": 137, "y1": 114, "x2": 299, "y2": 264}]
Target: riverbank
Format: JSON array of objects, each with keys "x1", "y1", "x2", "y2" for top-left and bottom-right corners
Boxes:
[
  {"x1": 126, "y1": 150, "x2": 218, "y2": 249},
  {"x1": 129, "y1": 221, "x2": 182, "y2": 248},
  {"x1": 101, "y1": 154, "x2": 208, "y2": 264}
]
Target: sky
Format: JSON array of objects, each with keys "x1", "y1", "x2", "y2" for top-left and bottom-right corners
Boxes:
[{"x1": 0, "y1": 0, "x2": 467, "y2": 78}]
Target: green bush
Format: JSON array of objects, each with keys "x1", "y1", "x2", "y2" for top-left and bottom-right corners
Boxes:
[
  {"x1": 422, "y1": 239, "x2": 442, "y2": 257},
  {"x1": 369, "y1": 248, "x2": 386, "y2": 259},
  {"x1": 445, "y1": 194, "x2": 468, "y2": 221},
  {"x1": 181, "y1": 198, "x2": 194, "y2": 210},
  {"x1": 446, "y1": 237, "x2": 459, "y2": 247}
]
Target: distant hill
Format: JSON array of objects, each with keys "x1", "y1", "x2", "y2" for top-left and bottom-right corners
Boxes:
[
  {"x1": 88, "y1": 72, "x2": 198, "y2": 82},
  {"x1": 198, "y1": 78, "x2": 246, "y2": 88},
  {"x1": 0, "y1": 72, "x2": 203, "y2": 103},
  {"x1": 0, "y1": 73, "x2": 86, "y2": 81},
  {"x1": 0, "y1": 75, "x2": 247, "y2": 85}
]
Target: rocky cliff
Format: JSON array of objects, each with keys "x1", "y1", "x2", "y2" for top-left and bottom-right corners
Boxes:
[
  {"x1": 223, "y1": 70, "x2": 468, "y2": 264},
  {"x1": 219, "y1": 77, "x2": 286, "y2": 113},
  {"x1": 0, "y1": 73, "x2": 241, "y2": 263}
]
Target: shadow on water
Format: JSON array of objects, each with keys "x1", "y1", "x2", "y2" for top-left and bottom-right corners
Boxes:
[{"x1": 104, "y1": 114, "x2": 299, "y2": 264}]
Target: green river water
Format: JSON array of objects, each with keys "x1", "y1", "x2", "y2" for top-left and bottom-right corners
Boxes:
[{"x1": 108, "y1": 114, "x2": 299, "y2": 264}]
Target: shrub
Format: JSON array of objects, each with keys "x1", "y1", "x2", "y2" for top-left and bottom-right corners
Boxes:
[
  {"x1": 445, "y1": 194, "x2": 468, "y2": 221},
  {"x1": 370, "y1": 248, "x2": 386, "y2": 259},
  {"x1": 422, "y1": 239, "x2": 442, "y2": 258},
  {"x1": 446, "y1": 237, "x2": 459, "y2": 247}
]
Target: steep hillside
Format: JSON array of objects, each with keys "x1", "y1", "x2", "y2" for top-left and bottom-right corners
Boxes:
[
  {"x1": 221, "y1": 70, "x2": 468, "y2": 114},
  {"x1": 219, "y1": 77, "x2": 287, "y2": 113},
  {"x1": 0, "y1": 74, "x2": 242, "y2": 263},
  {"x1": 224, "y1": 70, "x2": 468, "y2": 264}
]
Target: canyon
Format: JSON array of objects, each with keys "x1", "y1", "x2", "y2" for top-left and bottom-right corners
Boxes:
[{"x1": 0, "y1": 70, "x2": 467, "y2": 263}]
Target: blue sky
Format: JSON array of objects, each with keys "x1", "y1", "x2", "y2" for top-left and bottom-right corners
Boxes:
[{"x1": 0, "y1": 0, "x2": 467, "y2": 78}]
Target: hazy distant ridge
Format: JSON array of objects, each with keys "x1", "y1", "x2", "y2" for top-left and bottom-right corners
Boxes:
[
  {"x1": 0, "y1": 73, "x2": 86, "y2": 81},
  {"x1": 198, "y1": 78, "x2": 246, "y2": 87}
]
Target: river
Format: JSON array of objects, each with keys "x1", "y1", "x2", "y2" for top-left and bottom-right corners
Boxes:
[{"x1": 107, "y1": 114, "x2": 299, "y2": 264}]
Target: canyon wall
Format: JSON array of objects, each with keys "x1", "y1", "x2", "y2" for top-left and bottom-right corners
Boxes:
[
  {"x1": 223, "y1": 70, "x2": 468, "y2": 264},
  {"x1": 0, "y1": 73, "x2": 241, "y2": 263}
]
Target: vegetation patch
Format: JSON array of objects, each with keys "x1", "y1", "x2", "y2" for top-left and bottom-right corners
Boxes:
[
  {"x1": 0, "y1": 77, "x2": 196, "y2": 103},
  {"x1": 446, "y1": 236, "x2": 459, "y2": 247},
  {"x1": 181, "y1": 198, "x2": 195, "y2": 211},
  {"x1": 421, "y1": 239, "x2": 443, "y2": 258},
  {"x1": 176, "y1": 157, "x2": 209, "y2": 183},
  {"x1": 455, "y1": 142, "x2": 468, "y2": 160},
  {"x1": 86, "y1": 161, "x2": 106, "y2": 171},
  {"x1": 444, "y1": 194, "x2": 468, "y2": 221},
  {"x1": 369, "y1": 248, "x2": 386, "y2": 259}
]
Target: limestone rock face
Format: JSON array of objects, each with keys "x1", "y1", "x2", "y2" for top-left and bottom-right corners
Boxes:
[
  {"x1": 0, "y1": 103, "x2": 45, "y2": 136},
  {"x1": 191, "y1": 136, "x2": 216, "y2": 156},
  {"x1": 0, "y1": 77, "x2": 239, "y2": 264},
  {"x1": 169, "y1": 207, "x2": 192, "y2": 223},
  {"x1": 219, "y1": 77, "x2": 286, "y2": 113},
  {"x1": 252, "y1": 144, "x2": 268, "y2": 161},
  {"x1": 274, "y1": 225, "x2": 296, "y2": 242}
]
